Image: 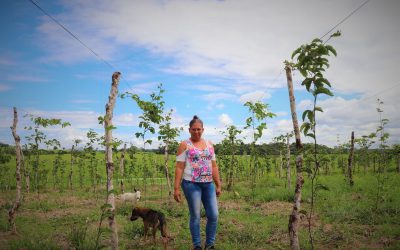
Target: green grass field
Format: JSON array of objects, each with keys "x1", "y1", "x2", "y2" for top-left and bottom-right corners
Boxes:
[{"x1": 1, "y1": 152, "x2": 400, "y2": 249}]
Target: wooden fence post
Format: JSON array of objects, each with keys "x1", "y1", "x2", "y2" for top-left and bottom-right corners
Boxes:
[
  {"x1": 104, "y1": 72, "x2": 121, "y2": 250},
  {"x1": 285, "y1": 65, "x2": 304, "y2": 250}
]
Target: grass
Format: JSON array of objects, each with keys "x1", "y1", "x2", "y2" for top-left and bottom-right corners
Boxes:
[{"x1": 1, "y1": 152, "x2": 400, "y2": 249}]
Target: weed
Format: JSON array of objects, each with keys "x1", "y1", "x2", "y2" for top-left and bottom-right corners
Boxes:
[
  {"x1": 8, "y1": 237, "x2": 61, "y2": 250},
  {"x1": 68, "y1": 218, "x2": 90, "y2": 250}
]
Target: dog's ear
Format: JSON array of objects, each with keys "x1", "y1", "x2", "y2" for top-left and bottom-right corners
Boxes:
[{"x1": 134, "y1": 188, "x2": 137, "y2": 192}]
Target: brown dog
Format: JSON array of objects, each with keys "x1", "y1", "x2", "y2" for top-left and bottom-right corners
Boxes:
[{"x1": 130, "y1": 207, "x2": 170, "y2": 246}]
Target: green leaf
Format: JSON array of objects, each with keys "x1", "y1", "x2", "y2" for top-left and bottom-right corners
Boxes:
[
  {"x1": 307, "y1": 110, "x2": 314, "y2": 123},
  {"x1": 302, "y1": 78, "x2": 313, "y2": 88},
  {"x1": 98, "y1": 116, "x2": 105, "y2": 125},
  {"x1": 300, "y1": 122, "x2": 310, "y2": 135},
  {"x1": 314, "y1": 87, "x2": 334, "y2": 96},
  {"x1": 291, "y1": 47, "x2": 302, "y2": 59},
  {"x1": 330, "y1": 30, "x2": 341, "y2": 38},
  {"x1": 321, "y1": 78, "x2": 331, "y2": 87},
  {"x1": 314, "y1": 106, "x2": 323, "y2": 112},
  {"x1": 299, "y1": 68, "x2": 308, "y2": 78},
  {"x1": 62, "y1": 122, "x2": 71, "y2": 128},
  {"x1": 306, "y1": 133, "x2": 315, "y2": 139},
  {"x1": 302, "y1": 110, "x2": 311, "y2": 121},
  {"x1": 325, "y1": 45, "x2": 337, "y2": 56},
  {"x1": 105, "y1": 125, "x2": 117, "y2": 132},
  {"x1": 312, "y1": 38, "x2": 322, "y2": 43}
]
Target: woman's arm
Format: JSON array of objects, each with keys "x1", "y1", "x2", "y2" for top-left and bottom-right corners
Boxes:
[{"x1": 212, "y1": 160, "x2": 222, "y2": 197}]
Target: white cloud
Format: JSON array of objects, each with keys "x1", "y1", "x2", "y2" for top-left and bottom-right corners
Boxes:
[
  {"x1": 287, "y1": 96, "x2": 400, "y2": 146},
  {"x1": 33, "y1": 0, "x2": 399, "y2": 97},
  {"x1": 297, "y1": 99, "x2": 313, "y2": 111},
  {"x1": 0, "y1": 107, "x2": 14, "y2": 129},
  {"x1": 114, "y1": 113, "x2": 138, "y2": 127},
  {"x1": 189, "y1": 84, "x2": 226, "y2": 92},
  {"x1": 275, "y1": 111, "x2": 288, "y2": 117},
  {"x1": 218, "y1": 113, "x2": 233, "y2": 126},
  {"x1": 122, "y1": 82, "x2": 160, "y2": 95},
  {"x1": 35, "y1": 15, "x2": 116, "y2": 64},
  {"x1": 239, "y1": 91, "x2": 270, "y2": 103},
  {"x1": 202, "y1": 92, "x2": 236, "y2": 104},
  {"x1": 33, "y1": 0, "x2": 399, "y2": 98},
  {"x1": 215, "y1": 103, "x2": 225, "y2": 109}
]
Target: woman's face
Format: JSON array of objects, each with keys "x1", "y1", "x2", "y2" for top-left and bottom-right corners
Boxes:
[{"x1": 189, "y1": 122, "x2": 204, "y2": 141}]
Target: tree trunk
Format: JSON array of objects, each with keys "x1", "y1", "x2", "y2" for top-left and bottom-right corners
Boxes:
[
  {"x1": 104, "y1": 72, "x2": 120, "y2": 250},
  {"x1": 227, "y1": 139, "x2": 235, "y2": 191},
  {"x1": 120, "y1": 144, "x2": 126, "y2": 193},
  {"x1": 69, "y1": 145, "x2": 74, "y2": 190},
  {"x1": 163, "y1": 142, "x2": 173, "y2": 197},
  {"x1": 279, "y1": 151, "x2": 283, "y2": 179},
  {"x1": 25, "y1": 169, "x2": 30, "y2": 193},
  {"x1": 285, "y1": 65, "x2": 304, "y2": 250},
  {"x1": 286, "y1": 133, "x2": 291, "y2": 190},
  {"x1": 347, "y1": 131, "x2": 355, "y2": 186},
  {"x1": 9, "y1": 107, "x2": 23, "y2": 234}
]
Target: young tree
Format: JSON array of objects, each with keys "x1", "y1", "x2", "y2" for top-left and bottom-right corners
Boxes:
[
  {"x1": 121, "y1": 83, "x2": 165, "y2": 149},
  {"x1": 9, "y1": 107, "x2": 23, "y2": 233},
  {"x1": 392, "y1": 144, "x2": 400, "y2": 173},
  {"x1": 355, "y1": 133, "x2": 375, "y2": 174},
  {"x1": 288, "y1": 31, "x2": 340, "y2": 250},
  {"x1": 24, "y1": 114, "x2": 70, "y2": 193},
  {"x1": 158, "y1": 109, "x2": 182, "y2": 197},
  {"x1": 273, "y1": 134, "x2": 287, "y2": 179},
  {"x1": 69, "y1": 139, "x2": 81, "y2": 190},
  {"x1": 220, "y1": 125, "x2": 242, "y2": 191},
  {"x1": 122, "y1": 83, "x2": 167, "y2": 200},
  {"x1": 374, "y1": 98, "x2": 390, "y2": 211},
  {"x1": 347, "y1": 131, "x2": 355, "y2": 186},
  {"x1": 119, "y1": 143, "x2": 127, "y2": 193},
  {"x1": 85, "y1": 130, "x2": 101, "y2": 193},
  {"x1": 244, "y1": 101, "x2": 275, "y2": 198},
  {"x1": 286, "y1": 132, "x2": 293, "y2": 190}
]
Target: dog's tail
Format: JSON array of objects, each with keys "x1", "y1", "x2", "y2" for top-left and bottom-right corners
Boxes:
[{"x1": 158, "y1": 213, "x2": 168, "y2": 238}]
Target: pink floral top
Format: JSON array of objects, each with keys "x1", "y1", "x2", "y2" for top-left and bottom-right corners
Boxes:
[{"x1": 176, "y1": 139, "x2": 216, "y2": 182}]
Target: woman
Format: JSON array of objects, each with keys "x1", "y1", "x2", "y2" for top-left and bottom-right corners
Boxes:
[{"x1": 174, "y1": 115, "x2": 222, "y2": 250}]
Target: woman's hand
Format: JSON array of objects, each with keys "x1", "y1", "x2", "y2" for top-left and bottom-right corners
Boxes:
[
  {"x1": 174, "y1": 189, "x2": 182, "y2": 202},
  {"x1": 216, "y1": 185, "x2": 222, "y2": 197}
]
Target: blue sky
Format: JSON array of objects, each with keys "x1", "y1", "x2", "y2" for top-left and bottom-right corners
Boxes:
[{"x1": 1, "y1": 0, "x2": 399, "y2": 149}]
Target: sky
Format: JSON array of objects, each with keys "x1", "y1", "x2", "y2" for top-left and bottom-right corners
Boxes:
[{"x1": 1, "y1": 0, "x2": 399, "y2": 150}]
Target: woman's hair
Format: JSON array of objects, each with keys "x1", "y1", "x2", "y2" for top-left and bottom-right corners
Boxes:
[{"x1": 189, "y1": 115, "x2": 203, "y2": 128}]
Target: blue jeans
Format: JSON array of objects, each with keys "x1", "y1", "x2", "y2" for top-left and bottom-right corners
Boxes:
[{"x1": 181, "y1": 179, "x2": 219, "y2": 247}]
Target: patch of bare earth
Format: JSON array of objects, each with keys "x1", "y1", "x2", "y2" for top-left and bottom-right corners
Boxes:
[
  {"x1": 258, "y1": 201, "x2": 293, "y2": 216},
  {"x1": 17, "y1": 192, "x2": 99, "y2": 221},
  {"x1": 219, "y1": 200, "x2": 244, "y2": 211}
]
